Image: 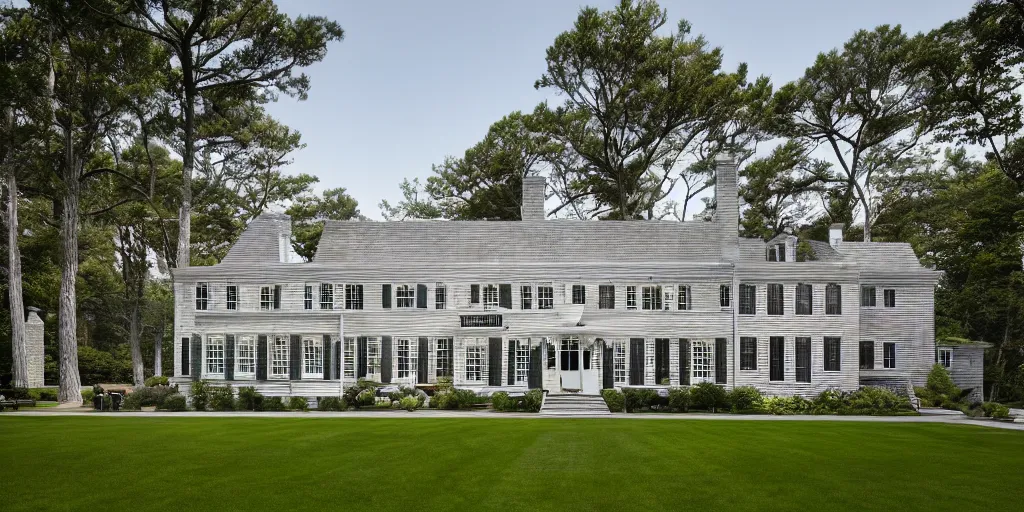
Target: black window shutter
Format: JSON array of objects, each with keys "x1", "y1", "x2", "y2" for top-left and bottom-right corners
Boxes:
[
  {"x1": 680, "y1": 339, "x2": 690, "y2": 385},
  {"x1": 529, "y1": 343, "x2": 542, "y2": 389},
  {"x1": 470, "y1": 284, "x2": 480, "y2": 304},
  {"x1": 256, "y1": 335, "x2": 268, "y2": 380},
  {"x1": 381, "y1": 336, "x2": 392, "y2": 383},
  {"x1": 603, "y1": 342, "x2": 614, "y2": 389},
  {"x1": 381, "y1": 285, "x2": 392, "y2": 309},
  {"x1": 507, "y1": 340, "x2": 516, "y2": 385},
  {"x1": 629, "y1": 338, "x2": 644, "y2": 386},
  {"x1": 273, "y1": 285, "x2": 281, "y2": 309},
  {"x1": 417, "y1": 337, "x2": 429, "y2": 383},
  {"x1": 224, "y1": 334, "x2": 235, "y2": 381},
  {"x1": 323, "y1": 335, "x2": 332, "y2": 380},
  {"x1": 655, "y1": 339, "x2": 669, "y2": 384},
  {"x1": 357, "y1": 337, "x2": 368, "y2": 378},
  {"x1": 190, "y1": 334, "x2": 202, "y2": 381},
  {"x1": 290, "y1": 335, "x2": 302, "y2": 380},
  {"x1": 715, "y1": 338, "x2": 727, "y2": 384},
  {"x1": 499, "y1": 284, "x2": 512, "y2": 309},
  {"x1": 488, "y1": 337, "x2": 502, "y2": 386},
  {"x1": 333, "y1": 340, "x2": 342, "y2": 380},
  {"x1": 181, "y1": 337, "x2": 190, "y2": 376},
  {"x1": 417, "y1": 284, "x2": 428, "y2": 309}
]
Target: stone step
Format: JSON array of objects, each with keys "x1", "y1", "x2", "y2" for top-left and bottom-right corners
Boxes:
[{"x1": 540, "y1": 393, "x2": 611, "y2": 415}]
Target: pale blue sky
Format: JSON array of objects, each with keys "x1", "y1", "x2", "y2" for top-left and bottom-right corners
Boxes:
[{"x1": 268, "y1": 0, "x2": 974, "y2": 219}]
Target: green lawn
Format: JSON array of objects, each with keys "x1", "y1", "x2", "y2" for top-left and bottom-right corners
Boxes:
[{"x1": 0, "y1": 417, "x2": 1021, "y2": 511}]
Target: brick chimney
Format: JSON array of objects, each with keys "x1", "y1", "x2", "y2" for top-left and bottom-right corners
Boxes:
[
  {"x1": 521, "y1": 176, "x2": 546, "y2": 221},
  {"x1": 715, "y1": 154, "x2": 739, "y2": 260}
]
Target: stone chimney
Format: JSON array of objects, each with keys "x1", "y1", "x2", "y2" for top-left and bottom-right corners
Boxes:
[
  {"x1": 715, "y1": 154, "x2": 739, "y2": 260},
  {"x1": 25, "y1": 307, "x2": 44, "y2": 388},
  {"x1": 521, "y1": 176, "x2": 546, "y2": 221},
  {"x1": 829, "y1": 223, "x2": 844, "y2": 250}
]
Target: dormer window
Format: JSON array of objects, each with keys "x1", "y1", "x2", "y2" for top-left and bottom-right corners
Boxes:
[{"x1": 766, "y1": 244, "x2": 787, "y2": 262}]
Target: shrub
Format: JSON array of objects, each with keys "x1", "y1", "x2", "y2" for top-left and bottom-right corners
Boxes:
[
  {"x1": 237, "y1": 387, "x2": 264, "y2": 411},
  {"x1": 811, "y1": 389, "x2": 846, "y2": 415},
  {"x1": 622, "y1": 388, "x2": 659, "y2": 412},
  {"x1": 189, "y1": 381, "x2": 211, "y2": 411},
  {"x1": 602, "y1": 389, "x2": 624, "y2": 412},
  {"x1": 491, "y1": 391, "x2": 514, "y2": 412},
  {"x1": 435, "y1": 376, "x2": 454, "y2": 393},
  {"x1": 28, "y1": 388, "x2": 58, "y2": 401},
  {"x1": 844, "y1": 386, "x2": 914, "y2": 415},
  {"x1": 157, "y1": 394, "x2": 187, "y2": 412},
  {"x1": 343, "y1": 379, "x2": 382, "y2": 408},
  {"x1": 122, "y1": 386, "x2": 178, "y2": 410},
  {"x1": 926, "y1": 364, "x2": 958, "y2": 396},
  {"x1": 289, "y1": 396, "x2": 309, "y2": 411},
  {"x1": 263, "y1": 396, "x2": 286, "y2": 411},
  {"x1": 355, "y1": 389, "x2": 377, "y2": 407},
  {"x1": 144, "y1": 376, "x2": 169, "y2": 387},
  {"x1": 667, "y1": 387, "x2": 690, "y2": 412},
  {"x1": 981, "y1": 402, "x2": 1010, "y2": 419},
  {"x1": 522, "y1": 389, "x2": 543, "y2": 412},
  {"x1": 728, "y1": 386, "x2": 762, "y2": 412},
  {"x1": 317, "y1": 396, "x2": 346, "y2": 411},
  {"x1": 209, "y1": 385, "x2": 236, "y2": 411},
  {"x1": 81, "y1": 389, "x2": 95, "y2": 403},
  {"x1": 433, "y1": 388, "x2": 484, "y2": 410},
  {"x1": 756, "y1": 396, "x2": 812, "y2": 415},
  {"x1": 690, "y1": 382, "x2": 728, "y2": 412},
  {"x1": 917, "y1": 365, "x2": 966, "y2": 410},
  {"x1": 0, "y1": 387, "x2": 29, "y2": 400},
  {"x1": 399, "y1": 396, "x2": 420, "y2": 411}
]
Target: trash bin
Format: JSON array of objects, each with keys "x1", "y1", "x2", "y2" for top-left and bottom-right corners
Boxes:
[
  {"x1": 110, "y1": 392, "x2": 123, "y2": 411},
  {"x1": 93, "y1": 394, "x2": 104, "y2": 411}
]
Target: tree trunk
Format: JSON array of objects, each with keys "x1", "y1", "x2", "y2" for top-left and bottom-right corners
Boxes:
[
  {"x1": 129, "y1": 300, "x2": 144, "y2": 386},
  {"x1": 6, "y1": 171, "x2": 28, "y2": 388},
  {"x1": 57, "y1": 129, "x2": 82, "y2": 405},
  {"x1": 176, "y1": 67, "x2": 196, "y2": 269},
  {"x1": 153, "y1": 320, "x2": 164, "y2": 377}
]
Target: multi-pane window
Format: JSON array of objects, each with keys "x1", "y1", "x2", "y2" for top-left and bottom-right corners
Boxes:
[
  {"x1": 435, "y1": 338, "x2": 452, "y2": 377},
  {"x1": 691, "y1": 341, "x2": 714, "y2": 383},
  {"x1": 260, "y1": 286, "x2": 274, "y2": 310},
  {"x1": 860, "y1": 341, "x2": 875, "y2": 370},
  {"x1": 769, "y1": 336, "x2": 785, "y2": 381},
  {"x1": 482, "y1": 285, "x2": 499, "y2": 310},
  {"x1": 465, "y1": 345, "x2": 484, "y2": 382},
  {"x1": 226, "y1": 285, "x2": 237, "y2": 310},
  {"x1": 571, "y1": 285, "x2": 586, "y2": 305},
  {"x1": 515, "y1": 340, "x2": 530, "y2": 384},
  {"x1": 662, "y1": 287, "x2": 675, "y2": 311},
  {"x1": 435, "y1": 283, "x2": 447, "y2": 310},
  {"x1": 271, "y1": 336, "x2": 289, "y2": 377},
  {"x1": 561, "y1": 337, "x2": 580, "y2": 371},
  {"x1": 641, "y1": 285, "x2": 662, "y2": 310},
  {"x1": 720, "y1": 285, "x2": 731, "y2": 307},
  {"x1": 396, "y1": 285, "x2": 414, "y2": 308},
  {"x1": 767, "y1": 284, "x2": 784, "y2": 315},
  {"x1": 598, "y1": 285, "x2": 615, "y2": 309},
  {"x1": 824, "y1": 337, "x2": 841, "y2": 371},
  {"x1": 236, "y1": 336, "x2": 256, "y2": 375},
  {"x1": 521, "y1": 285, "x2": 533, "y2": 309},
  {"x1": 396, "y1": 338, "x2": 414, "y2": 379},
  {"x1": 884, "y1": 289, "x2": 896, "y2": 308},
  {"x1": 205, "y1": 335, "x2": 224, "y2": 375},
  {"x1": 825, "y1": 283, "x2": 842, "y2": 315},
  {"x1": 537, "y1": 285, "x2": 554, "y2": 309},
  {"x1": 677, "y1": 285, "x2": 691, "y2": 310},
  {"x1": 366, "y1": 338, "x2": 381, "y2": 375},
  {"x1": 883, "y1": 342, "x2": 896, "y2": 369},
  {"x1": 740, "y1": 337, "x2": 757, "y2": 370},
  {"x1": 195, "y1": 282, "x2": 209, "y2": 310},
  {"x1": 613, "y1": 342, "x2": 627, "y2": 384},
  {"x1": 345, "y1": 284, "x2": 363, "y2": 310},
  {"x1": 739, "y1": 284, "x2": 756, "y2": 315},
  {"x1": 861, "y1": 286, "x2": 876, "y2": 307},
  {"x1": 795, "y1": 337, "x2": 811, "y2": 383},
  {"x1": 303, "y1": 337, "x2": 323, "y2": 377},
  {"x1": 626, "y1": 286, "x2": 637, "y2": 310},
  {"x1": 938, "y1": 348, "x2": 951, "y2": 368},
  {"x1": 320, "y1": 283, "x2": 334, "y2": 310},
  {"x1": 304, "y1": 284, "x2": 314, "y2": 310},
  {"x1": 795, "y1": 283, "x2": 812, "y2": 315},
  {"x1": 343, "y1": 337, "x2": 355, "y2": 378},
  {"x1": 547, "y1": 341, "x2": 556, "y2": 369}
]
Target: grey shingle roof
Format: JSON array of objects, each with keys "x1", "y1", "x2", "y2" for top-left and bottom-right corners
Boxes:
[
  {"x1": 838, "y1": 242, "x2": 924, "y2": 269},
  {"x1": 804, "y1": 240, "x2": 843, "y2": 262}
]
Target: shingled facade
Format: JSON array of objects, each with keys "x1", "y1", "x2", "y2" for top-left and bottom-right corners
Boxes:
[{"x1": 170, "y1": 157, "x2": 941, "y2": 399}]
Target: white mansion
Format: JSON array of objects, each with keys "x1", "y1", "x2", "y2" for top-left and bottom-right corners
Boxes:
[{"x1": 170, "y1": 157, "x2": 940, "y2": 399}]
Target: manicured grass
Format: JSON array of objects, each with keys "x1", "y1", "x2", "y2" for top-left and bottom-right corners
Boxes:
[{"x1": 0, "y1": 417, "x2": 1021, "y2": 511}]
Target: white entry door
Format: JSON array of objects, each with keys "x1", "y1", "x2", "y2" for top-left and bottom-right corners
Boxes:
[{"x1": 558, "y1": 337, "x2": 582, "y2": 391}]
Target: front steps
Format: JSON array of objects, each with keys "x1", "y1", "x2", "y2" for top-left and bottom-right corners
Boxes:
[{"x1": 540, "y1": 394, "x2": 611, "y2": 415}]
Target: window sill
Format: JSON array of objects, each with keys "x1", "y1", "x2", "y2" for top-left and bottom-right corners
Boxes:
[
  {"x1": 203, "y1": 373, "x2": 225, "y2": 379},
  {"x1": 302, "y1": 373, "x2": 324, "y2": 379},
  {"x1": 233, "y1": 373, "x2": 256, "y2": 380}
]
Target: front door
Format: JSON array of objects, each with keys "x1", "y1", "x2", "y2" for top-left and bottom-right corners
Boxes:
[{"x1": 559, "y1": 337, "x2": 581, "y2": 391}]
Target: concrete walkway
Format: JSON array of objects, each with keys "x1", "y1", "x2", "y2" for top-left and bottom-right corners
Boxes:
[{"x1": 4, "y1": 408, "x2": 1023, "y2": 430}]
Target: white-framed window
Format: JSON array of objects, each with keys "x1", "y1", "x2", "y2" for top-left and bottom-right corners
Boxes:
[
  {"x1": 367, "y1": 337, "x2": 381, "y2": 375},
  {"x1": 720, "y1": 284, "x2": 731, "y2": 308},
  {"x1": 304, "y1": 284, "x2": 314, "y2": 310},
  {"x1": 205, "y1": 335, "x2": 224, "y2": 375},
  {"x1": 260, "y1": 286, "x2": 274, "y2": 310},
  {"x1": 826, "y1": 283, "x2": 842, "y2": 315},
  {"x1": 343, "y1": 337, "x2": 356, "y2": 378},
  {"x1": 678, "y1": 285, "x2": 691, "y2": 310},
  {"x1": 235, "y1": 335, "x2": 256, "y2": 376},
  {"x1": 271, "y1": 336, "x2": 289, "y2": 377},
  {"x1": 537, "y1": 285, "x2": 553, "y2": 309},
  {"x1": 861, "y1": 286, "x2": 876, "y2": 307},
  {"x1": 436, "y1": 337, "x2": 452, "y2": 377},
  {"x1": 435, "y1": 283, "x2": 447, "y2": 310},
  {"x1": 482, "y1": 284, "x2": 499, "y2": 310},
  {"x1": 320, "y1": 283, "x2": 334, "y2": 310},
  {"x1": 465, "y1": 345, "x2": 484, "y2": 382},
  {"x1": 641, "y1": 285, "x2": 662, "y2": 310},
  {"x1": 691, "y1": 341, "x2": 714, "y2": 383},
  {"x1": 571, "y1": 285, "x2": 586, "y2": 305},
  {"x1": 938, "y1": 348, "x2": 951, "y2": 368},
  {"x1": 303, "y1": 337, "x2": 323, "y2": 378},
  {"x1": 662, "y1": 287, "x2": 675, "y2": 311},
  {"x1": 226, "y1": 285, "x2": 237, "y2": 310},
  {"x1": 613, "y1": 341, "x2": 627, "y2": 384},
  {"x1": 396, "y1": 338, "x2": 417, "y2": 380},
  {"x1": 514, "y1": 339, "x2": 530, "y2": 384},
  {"x1": 884, "y1": 289, "x2": 896, "y2": 308},
  {"x1": 883, "y1": 342, "x2": 896, "y2": 369},
  {"x1": 626, "y1": 286, "x2": 637, "y2": 310},
  {"x1": 195, "y1": 282, "x2": 209, "y2": 310},
  {"x1": 345, "y1": 284, "x2": 363, "y2": 310},
  {"x1": 393, "y1": 285, "x2": 413, "y2": 308}
]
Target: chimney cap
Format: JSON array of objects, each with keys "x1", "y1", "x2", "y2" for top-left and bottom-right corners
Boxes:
[
  {"x1": 26, "y1": 306, "x2": 42, "y2": 313},
  {"x1": 714, "y1": 153, "x2": 737, "y2": 164},
  {"x1": 829, "y1": 223, "x2": 845, "y2": 230}
]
